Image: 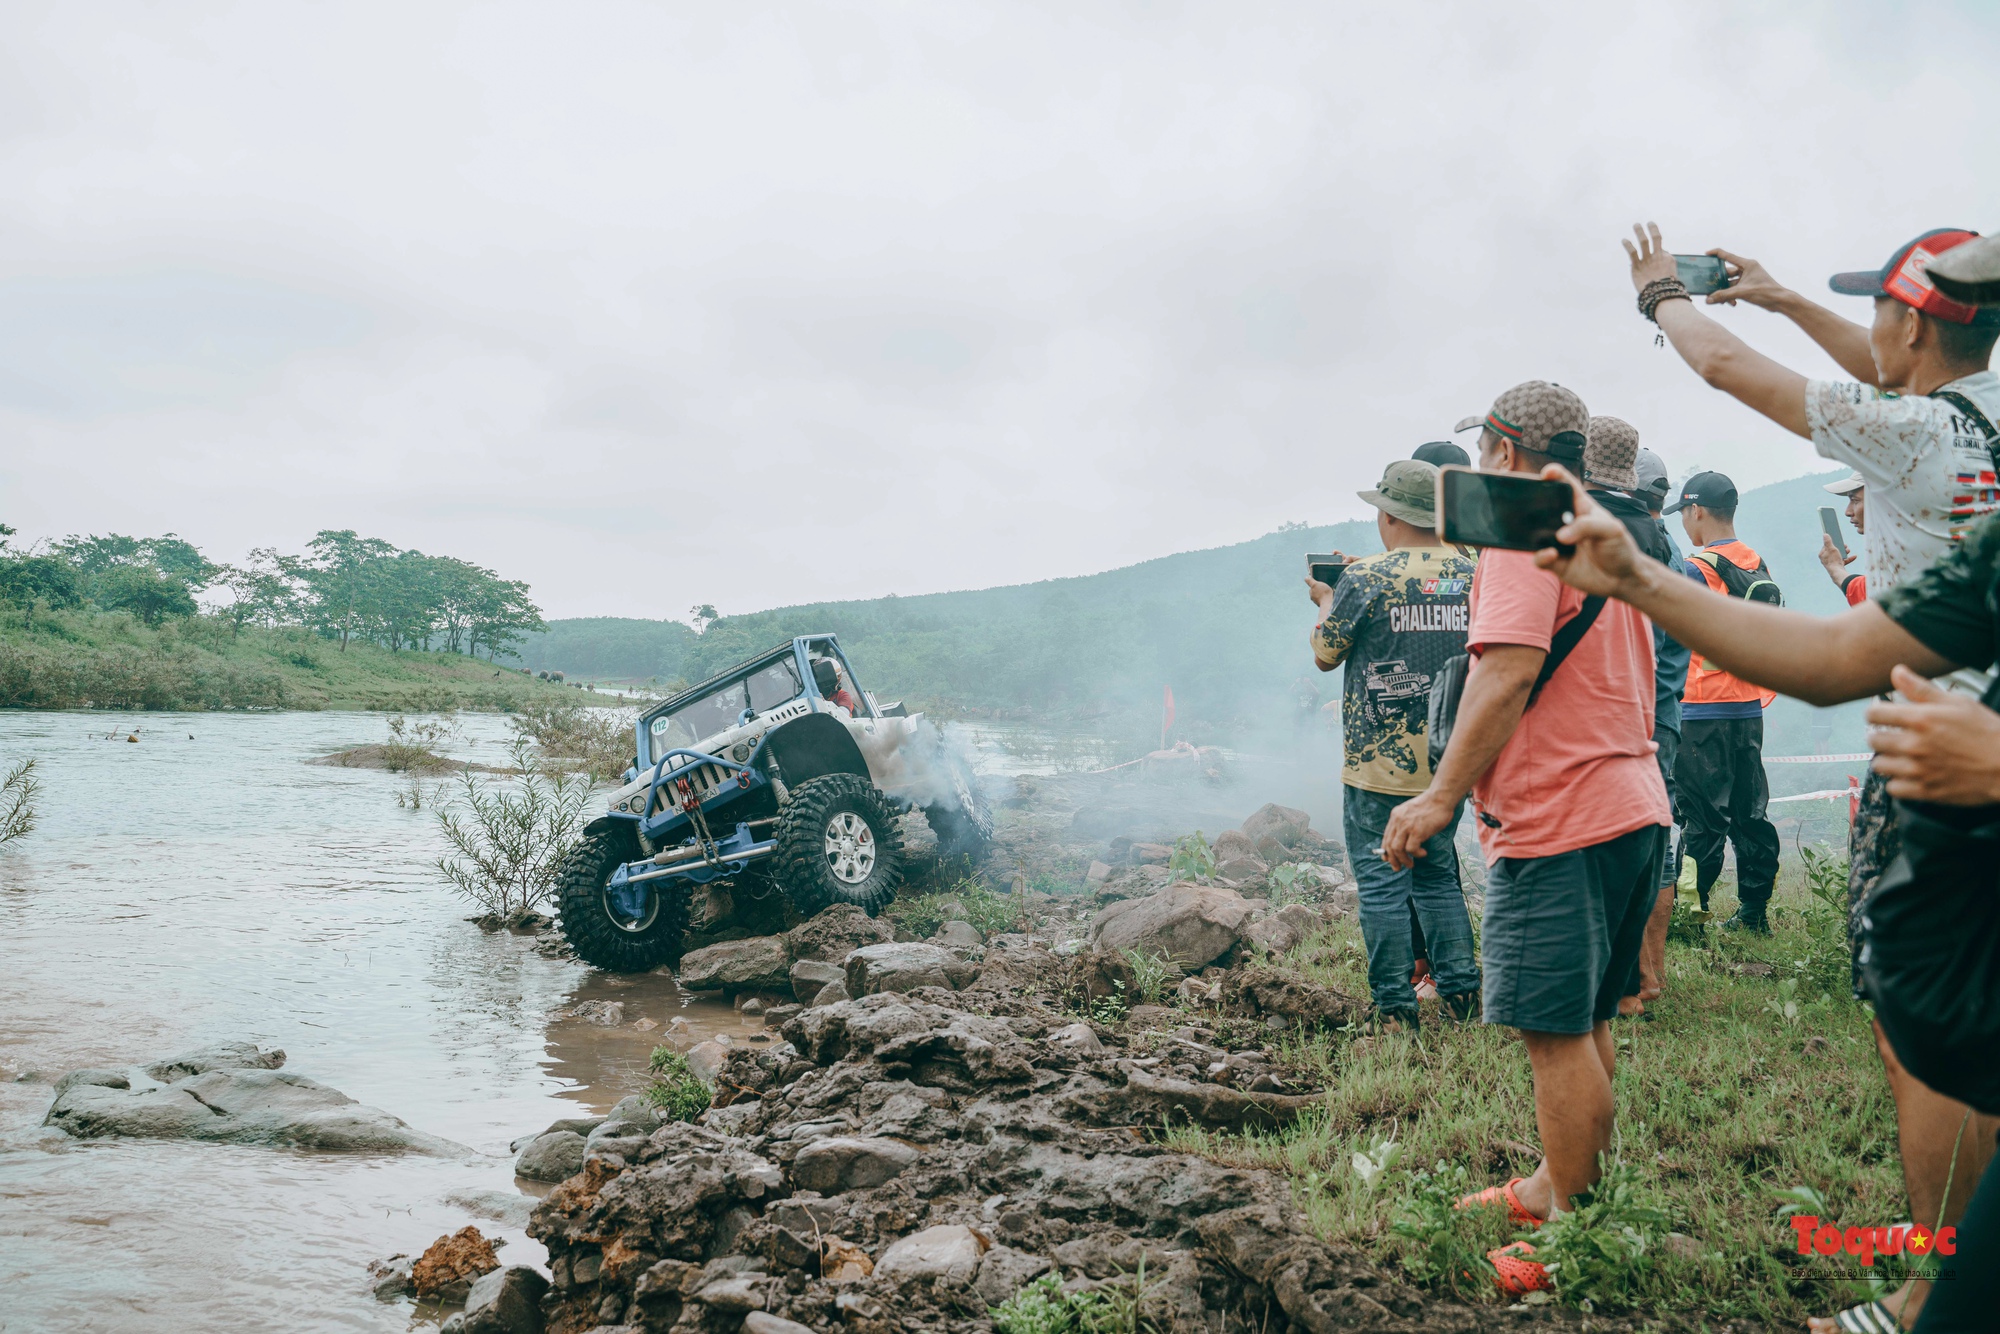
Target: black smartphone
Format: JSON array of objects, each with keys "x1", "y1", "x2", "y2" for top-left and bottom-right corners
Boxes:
[
  {"x1": 1306, "y1": 554, "x2": 1349, "y2": 586},
  {"x1": 1436, "y1": 466, "x2": 1576, "y2": 554},
  {"x1": 1819, "y1": 506, "x2": 1848, "y2": 560},
  {"x1": 1674, "y1": 254, "x2": 1732, "y2": 296}
]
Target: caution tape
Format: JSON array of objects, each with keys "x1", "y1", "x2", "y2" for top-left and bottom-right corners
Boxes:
[
  {"x1": 1768, "y1": 789, "x2": 1859, "y2": 803},
  {"x1": 1764, "y1": 753, "x2": 1872, "y2": 763}
]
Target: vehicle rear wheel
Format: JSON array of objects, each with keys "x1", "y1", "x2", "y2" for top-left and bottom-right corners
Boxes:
[
  {"x1": 923, "y1": 751, "x2": 992, "y2": 863},
  {"x1": 556, "y1": 824, "x2": 688, "y2": 972},
  {"x1": 772, "y1": 773, "x2": 904, "y2": 916}
]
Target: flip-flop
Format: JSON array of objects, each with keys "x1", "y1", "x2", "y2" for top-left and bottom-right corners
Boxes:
[
  {"x1": 1456, "y1": 1177, "x2": 1542, "y2": 1228},
  {"x1": 1486, "y1": 1242, "x2": 1553, "y2": 1296},
  {"x1": 1831, "y1": 1300, "x2": 1901, "y2": 1334}
]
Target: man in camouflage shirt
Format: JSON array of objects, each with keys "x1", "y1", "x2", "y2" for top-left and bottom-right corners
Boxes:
[{"x1": 1310, "y1": 458, "x2": 1480, "y2": 1027}]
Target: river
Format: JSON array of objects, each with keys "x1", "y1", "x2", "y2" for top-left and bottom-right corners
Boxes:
[{"x1": 0, "y1": 709, "x2": 767, "y2": 1334}]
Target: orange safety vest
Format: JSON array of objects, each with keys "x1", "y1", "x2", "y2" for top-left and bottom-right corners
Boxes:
[{"x1": 1685, "y1": 541, "x2": 1778, "y2": 708}]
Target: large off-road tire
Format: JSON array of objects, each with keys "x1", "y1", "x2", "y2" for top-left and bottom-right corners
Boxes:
[
  {"x1": 772, "y1": 773, "x2": 905, "y2": 917},
  {"x1": 556, "y1": 825, "x2": 688, "y2": 973},
  {"x1": 922, "y1": 748, "x2": 992, "y2": 864}
]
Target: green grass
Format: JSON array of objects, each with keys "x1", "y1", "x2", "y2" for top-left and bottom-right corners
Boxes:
[
  {"x1": 1159, "y1": 861, "x2": 1911, "y2": 1323},
  {"x1": 644, "y1": 1047, "x2": 712, "y2": 1122},
  {"x1": 0, "y1": 604, "x2": 607, "y2": 711},
  {"x1": 885, "y1": 875, "x2": 1026, "y2": 939}
]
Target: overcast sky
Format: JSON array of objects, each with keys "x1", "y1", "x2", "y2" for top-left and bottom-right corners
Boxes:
[{"x1": 2, "y1": 1, "x2": 1996, "y2": 621}]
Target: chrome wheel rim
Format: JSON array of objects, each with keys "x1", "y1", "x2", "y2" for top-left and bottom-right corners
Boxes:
[
  {"x1": 824, "y1": 810, "x2": 876, "y2": 885},
  {"x1": 602, "y1": 882, "x2": 661, "y2": 933}
]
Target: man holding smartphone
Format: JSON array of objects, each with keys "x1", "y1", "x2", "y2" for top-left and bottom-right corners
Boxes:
[
  {"x1": 1307, "y1": 458, "x2": 1479, "y2": 1030},
  {"x1": 1380, "y1": 382, "x2": 1669, "y2": 1251},
  {"x1": 1820, "y1": 473, "x2": 1869, "y2": 606}
]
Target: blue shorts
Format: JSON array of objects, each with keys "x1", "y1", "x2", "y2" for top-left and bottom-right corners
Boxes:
[{"x1": 1480, "y1": 824, "x2": 1666, "y2": 1035}]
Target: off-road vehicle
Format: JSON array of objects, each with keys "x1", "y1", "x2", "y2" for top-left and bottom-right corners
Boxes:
[{"x1": 555, "y1": 634, "x2": 991, "y2": 972}]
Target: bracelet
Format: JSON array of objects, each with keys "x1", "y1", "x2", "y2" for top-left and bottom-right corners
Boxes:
[{"x1": 1637, "y1": 277, "x2": 1690, "y2": 323}]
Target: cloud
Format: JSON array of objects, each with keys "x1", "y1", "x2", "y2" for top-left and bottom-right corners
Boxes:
[{"x1": 0, "y1": 0, "x2": 1995, "y2": 616}]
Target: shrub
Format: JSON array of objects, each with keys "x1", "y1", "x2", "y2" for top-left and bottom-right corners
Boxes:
[
  {"x1": 1387, "y1": 1160, "x2": 1503, "y2": 1303},
  {"x1": 1119, "y1": 947, "x2": 1181, "y2": 1005},
  {"x1": 0, "y1": 757, "x2": 38, "y2": 844},
  {"x1": 511, "y1": 697, "x2": 633, "y2": 781},
  {"x1": 380, "y1": 713, "x2": 460, "y2": 773},
  {"x1": 644, "y1": 1047, "x2": 711, "y2": 1122},
  {"x1": 1168, "y1": 831, "x2": 1216, "y2": 883},
  {"x1": 1527, "y1": 1159, "x2": 1670, "y2": 1311},
  {"x1": 435, "y1": 739, "x2": 592, "y2": 923},
  {"x1": 990, "y1": 1269, "x2": 1157, "y2": 1334},
  {"x1": 886, "y1": 877, "x2": 1020, "y2": 939}
]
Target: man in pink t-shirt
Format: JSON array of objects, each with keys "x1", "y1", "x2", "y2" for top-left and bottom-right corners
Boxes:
[{"x1": 1381, "y1": 381, "x2": 1669, "y2": 1252}]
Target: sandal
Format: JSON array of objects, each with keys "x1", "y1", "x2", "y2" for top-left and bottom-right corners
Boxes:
[
  {"x1": 1486, "y1": 1242, "x2": 1553, "y2": 1296},
  {"x1": 1830, "y1": 1300, "x2": 1902, "y2": 1334},
  {"x1": 1456, "y1": 1177, "x2": 1542, "y2": 1228}
]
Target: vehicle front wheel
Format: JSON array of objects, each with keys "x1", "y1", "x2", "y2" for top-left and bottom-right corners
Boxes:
[
  {"x1": 555, "y1": 824, "x2": 687, "y2": 972},
  {"x1": 772, "y1": 774, "x2": 905, "y2": 917}
]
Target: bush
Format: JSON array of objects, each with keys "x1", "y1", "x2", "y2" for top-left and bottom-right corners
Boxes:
[
  {"x1": 1167, "y1": 831, "x2": 1216, "y2": 883},
  {"x1": 886, "y1": 876, "x2": 1021, "y2": 938},
  {"x1": 511, "y1": 697, "x2": 633, "y2": 781},
  {"x1": 990, "y1": 1270, "x2": 1157, "y2": 1334},
  {"x1": 1387, "y1": 1160, "x2": 1504, "y2": 1303},
  {"x1": 0, "y1": 757, "x2": 38, "y2": 844},
  {"x1": 435, "y1": 739, "x2": 592, "y2": 923},
  {"x1": 644, "y1": 1047, "x2": 712, "y2": 1122},
  {"x1": 380, "y1": 712, "x2": 460, "y2": 773}
]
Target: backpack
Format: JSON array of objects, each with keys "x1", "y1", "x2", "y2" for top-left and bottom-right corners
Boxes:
[
  {"x1": 1932, "y1": 387, "x2": 2000, "y2": 471},
  {"x1": 1688, "y1": 548, "x2": 1782, "y2": 606}
]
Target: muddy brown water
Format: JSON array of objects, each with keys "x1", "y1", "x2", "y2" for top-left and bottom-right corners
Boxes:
[{"x1": 0, "y1": 711, "x2": 758, "y2": 1334}]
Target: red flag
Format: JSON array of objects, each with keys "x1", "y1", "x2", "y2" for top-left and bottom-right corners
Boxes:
[{"x1": 1161, "y1": 685, "x2": 1176, "y2": 747}]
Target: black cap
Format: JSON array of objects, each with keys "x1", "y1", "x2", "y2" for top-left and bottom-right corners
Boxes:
[
  {"x1": 1411, "y1": 441, "x2": 1470, "y2": 468},
  {"x1": 1662, "y1": 470, "x2": 1737, "y2": 516}
]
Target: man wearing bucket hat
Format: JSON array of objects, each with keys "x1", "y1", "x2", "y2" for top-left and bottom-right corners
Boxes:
[{"x1": 1306, "y1": 458, "x2": 1479, "y2": 1032}]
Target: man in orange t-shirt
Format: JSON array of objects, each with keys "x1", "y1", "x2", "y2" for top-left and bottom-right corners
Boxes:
[
  {"x1": 1663, "y1": 471, "x2": 1782, "y2": 932},
  {"x1": 1381, "y1": 381, "x2": 1669, "y2": 1258}
]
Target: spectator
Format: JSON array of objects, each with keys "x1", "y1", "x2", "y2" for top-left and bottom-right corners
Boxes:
[
  {"x1": 1307, "y1": 458, "x2": 1478, "y2": 1029},
  {"x1": 1624, "y1": 221, "x2": 2000, "y2": 1329},
  {"x1": 1581, "y1": 428, "x2": 1689, "y2": 1013},
  {"x1": 1659, "y1": 470, "x2": 1781, "y2": 933},
  {"x1": 1412, "y1": 440, "x2": 1470, "y2": 469},
  {"x1": 1820, "y1": 472, "x2": 1868, "y2": 605},
  {"x1": 1379, "y1": 382, "x2": 1669, "y2": 1254},
  {"x1": 1537, "y1": 480, "x2": 2000, "y2": 1334}
]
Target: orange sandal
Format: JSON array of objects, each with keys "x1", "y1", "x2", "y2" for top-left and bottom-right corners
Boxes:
[
  {"x1": 1455, "y1": 1177, "x2": 1542, "y2": 1229},
  {"x1": 1487, "y1": 1242, "x2": 1553, "y2": 1296}
]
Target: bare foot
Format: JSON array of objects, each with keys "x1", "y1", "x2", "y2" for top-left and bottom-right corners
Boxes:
[{"x1": 1617, "y1": 995, "x2": 1644, "y2": 1017}]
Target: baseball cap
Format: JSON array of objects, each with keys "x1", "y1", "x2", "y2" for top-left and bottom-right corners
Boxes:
[
  {"x1": 1662, "y1": 470, "x2": 1737, "y2": 516},
  {"x1": 1480, "y1": 380, "x2": 1589, "y2": 466},
  {"x1": 1823, "y1": 472, "x2": 1865, "y2": 497},
  {"x1": 1358, "y1": 459, "x2": 1440, "y2": 528},
  {"x1": 1828, "y1": 229, "x2": 2000, "y2": 327},
  {"x1": 1583, "y1": 416, "x2": 1640, "y2": 491},
  {"x1": 1927, "y1": 233, "x2": 2000, "y2": 307},
  {"x1": 1452, "y1": 415, "x2": 1484, "y2": 434},
  {"x1": 1411, "y1": 440, "x2": 1470, "y2": 469},
  {"x1": 1632, "y1": 448, "x2": 1671, "y2": 507}
]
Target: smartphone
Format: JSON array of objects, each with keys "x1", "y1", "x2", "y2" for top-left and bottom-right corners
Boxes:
[
  {"x1": 1674, "y1": 254, "x2": 1732, "y2": 296},
  {"x1": 1306, "y1": 554, "x2": 1350, "y2": 586},
  {"x1": 1436, "y1": 466, "x2": 1576, "y2": 554},
  {"x1": 1819, "y1": 506, "x2": 1848, "y2": 560}
]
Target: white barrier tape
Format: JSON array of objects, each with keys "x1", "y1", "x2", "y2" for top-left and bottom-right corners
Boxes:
[
  {"x1": 1764, "y1": 753, "x2": 1872, "y2": 763},
  {"x1": 1768, "y1": 789, "x2": 1858, "y2": 803}
]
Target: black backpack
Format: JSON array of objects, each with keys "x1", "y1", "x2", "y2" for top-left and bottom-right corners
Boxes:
[{"x1": 1689, "y1": 548, "x2": 1782, "y2": 606}]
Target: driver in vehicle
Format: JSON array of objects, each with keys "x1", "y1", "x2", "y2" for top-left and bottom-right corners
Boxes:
[{"x1": 812, "y1": 658, "x2": 861, "y2": 714}]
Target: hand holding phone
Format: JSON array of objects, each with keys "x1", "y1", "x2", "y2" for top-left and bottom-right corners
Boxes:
[
  {"x1": 1436, "y1": 466, "x2": 1576, "y2": 554},
  {"x1": 1819, "y1": 507, "x2": 1849, "y2": 560},
  {"x1": 1306, "y1": 553, "x2": 1350, "y2": 587},
  {"x1": 1674, "y1": 254, "x2": 1733, "y2": 297}
]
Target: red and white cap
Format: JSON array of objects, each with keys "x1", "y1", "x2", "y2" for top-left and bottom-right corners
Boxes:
[{"x1": 1829, "y1": 229, "x2": 2000, "y2": 327}]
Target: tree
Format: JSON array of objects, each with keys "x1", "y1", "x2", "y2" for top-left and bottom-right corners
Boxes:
[
  {"x1": 209, "y1": 548, "x2": 304, "y2": 638},
  {"x1": 304, "y1": 530, "x2": 395, "y2": 650},
  {"x1": 0, "y1": 554, "x2": 82, "y2": 628},
  {"x1": 690, "y1": 604, "x2": 720, "y2": 633},
  {"x1": 95, "y1": 564, "x2": 197, "y2": 624}
]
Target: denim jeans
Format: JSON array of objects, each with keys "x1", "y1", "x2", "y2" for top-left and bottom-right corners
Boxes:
[{"x1": 1341, "y1": 784, "x2": 1480, "y2": 1013}]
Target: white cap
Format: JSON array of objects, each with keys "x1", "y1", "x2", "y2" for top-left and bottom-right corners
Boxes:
[{"x1": 1823, "y1": 473, "x2": 1865, "y2": 497}]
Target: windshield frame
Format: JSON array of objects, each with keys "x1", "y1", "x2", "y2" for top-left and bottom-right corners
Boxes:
[{"x1": 634, "y1": 636, "x2": 874, "y2": 767}]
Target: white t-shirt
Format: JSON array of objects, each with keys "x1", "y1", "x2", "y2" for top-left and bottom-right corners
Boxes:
[{"x1": 1805, "y1": 370, "x2": 2000, "y2": 595}]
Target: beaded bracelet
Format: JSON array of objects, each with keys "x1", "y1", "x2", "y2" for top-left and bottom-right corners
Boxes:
[{"x1": 1638, "y1": 277, "x2": 1690, "y2": 322}]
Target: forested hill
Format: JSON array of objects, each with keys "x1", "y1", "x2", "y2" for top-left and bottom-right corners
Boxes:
[{"x1": 521, "y1": 469, "x2": 1858, "y2": 734}]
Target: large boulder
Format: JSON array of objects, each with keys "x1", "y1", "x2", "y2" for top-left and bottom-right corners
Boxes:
[
  {"x1": 788, "y1": 959, "x2": 845, "y2": 1004},
  {"x1": 45, "y1": 1046, "x2": 468, "y2": 1155},
  {"x1": 455, "y1": 1264, "x2": 549, "y2": 1334},
  {"x1": 874, "y1": 1224, "x2": 987, "y2": 1286},
  {"x1": 1244, "y1": 903, "x2": 1324, "y2": 957},
  {"x1": 1087, "y1": 884, "x2": 1257, "y2": 970},
  {"x1": 1241, "y1": 803, "x2": 1314, "y2": 861},
  {"x1": 790, "y1": 1135, "x2": 921, "y2": 1192},
  {"x1": 783, "y1": 904, "x2": 893, "y2": 963},
  {"x1": 845, "y1": 942, "x2": 962, "y2": 997},
  {"x1": 677, "y1": 936, "x2": 793, "y2": 993},
  {"x1": 514, "y1": 1130, "x2": 586, "y2": 1182}
]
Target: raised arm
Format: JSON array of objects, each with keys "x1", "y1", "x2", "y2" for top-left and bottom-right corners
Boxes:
[
  {"x1": 1706, "y1": 248, "x2": 1879, "y2": 386},
  {"x1": 1624, "y1": 224, "x2": 1811, "y2": 438},
  {"x1": 1533, "y1": 469, "x2": 1955, "y2": 705}
]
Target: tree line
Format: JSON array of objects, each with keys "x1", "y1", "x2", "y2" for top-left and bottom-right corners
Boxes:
[{"x1": 0, "y1": 524, "x2": 544, "y2": 659}]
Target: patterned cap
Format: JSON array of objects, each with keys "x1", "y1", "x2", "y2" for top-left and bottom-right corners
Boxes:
[
  {"x1": 1583, "y1": 416, "x2": 1640, "y2": 491},
  {"x1": 1357, "y1": 458, "x2": 1439, "y2": 528},
  {"x1": 1482, "y1": 381, "x2": 1589, "y2": 464}
]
